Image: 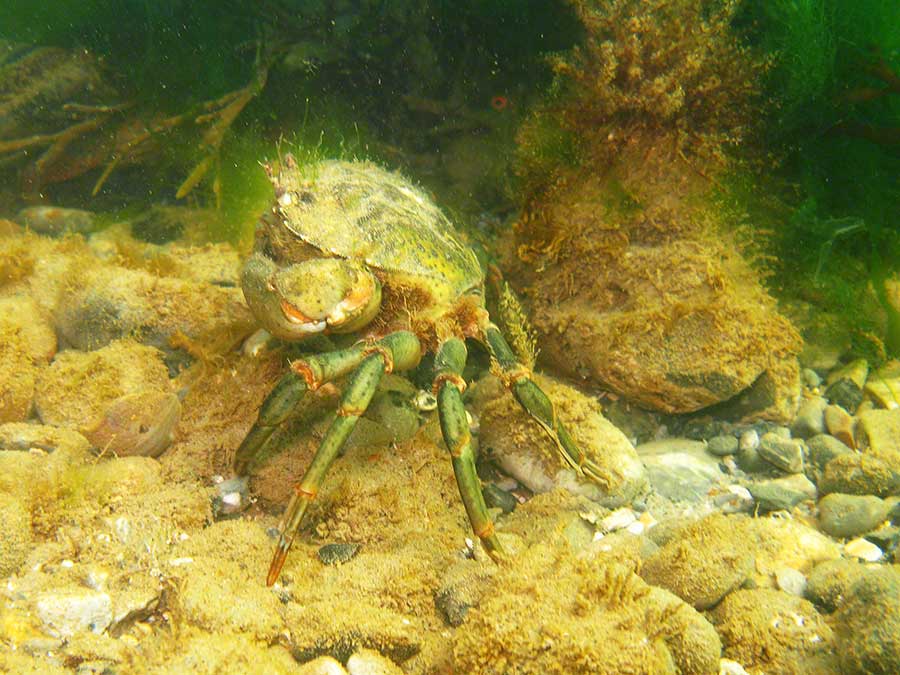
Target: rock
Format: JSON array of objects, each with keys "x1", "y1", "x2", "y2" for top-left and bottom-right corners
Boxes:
[
  {"x1": 0, "y1": 294, "x2": 56, "y2": 423},
  {"x1": 775, "y1": 566, "x2": 807, "y2": 597},
  {"x1": 54, "y1": 263, "x2": 254, "y2": 359},
  {"x1": 747, "y1": 517, "x2": 841, "y2": 586},
  {"x1": 317, "y1": 543, "x2": 361, "y2": 566},
  {"x1": 637, "y1": 438, "x2": 725, "y2": 502},
  {"x1": 640, "y1": 513, "x2": 755, "y2": 610},
  {"x1": 34, "y1": 339, "x2": 180, "y2": 457},
  {"x1": 825, "y1": 358, "x2": 868, "y2": 413},
  {"x1": 35, "y1": 588, "x2": 113, "y2": 638},
  {"x1": 817, "y1": 493, "x2": 892, "y2": 538},
  {"x1": 758, "y1": 432, "x2": 805, "y2": 473},
  {"x1": 17, "y1": 206, "x2": 96, "y2": 235},
  {"x1": 472, "y1": 374, "x2": 648, "y2": 508},
  {"x1": 857, "y1": 408, "x2": 900, "y2": 464},
  {"x1": 748, "y1": 474, "x2": 816, "y2": 513},
  {"x1": 864, "y1": 359, "x2": 900, "y2": 409},
  {"x1": 453, "y1": 544, "x2": 721, "y2": 675},
  {"x1": 801, "y1": 368, "x2": 822, "y2": 388},
  {"x1": 805, "y1": 434, "x2": 853, "y2": 477},
  {"x1": 346, "y1": 649, "x2": 404, "y2": 675},
  {"x1": 791, "y1": 396, "x2": 827, "y2": 438},
  {"x1": 0, "y1": 492, "x2": 31, "y2": 576},
  {"x1": 434, "y1": 586, "x2": 471, "y2": 627},
  {"x1": 739, "y1": 428, "x2": 759, "y2": 452},
  {"x1": 824, "y1": 404, "x2": 855, "y2": 448},
  {"x1": 805, "y1": 558, "x2": 871, "y2": 612},
  {"x1": 820, "y1": 452, "x2": 900, "y2": 497},
  {"x1": 843, "y1": 537, "x2": 883, "y2": 562},
  {"x1": 507, "y1": 168, "x2": 802, "y2": 416},
  {"x1": 710, "y1": 589, "x2": 836, "y2": 675},
  {"x1": 834, "y1": 566, "x2": 900, "y2": 674},
  {"x1": 707, "y1": 434, "x2": 739, "y2": 456},
  {"x1": 482, "y1": 483, "x2": 517, "y2": 514},
  {"x1": 298, "y1": 657, "x2": 348, "y2": 675}
]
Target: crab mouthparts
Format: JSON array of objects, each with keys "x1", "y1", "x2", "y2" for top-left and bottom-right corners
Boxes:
[{"x1": 279, "y1": 299, "x2": 327, "y2": 333}]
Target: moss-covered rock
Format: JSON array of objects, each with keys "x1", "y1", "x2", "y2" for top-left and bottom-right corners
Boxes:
[
  {"x1": 0, "y1": 492, "x2": 31, "y2": 576},
  {"x1": 710, "y1": 588, "x2": 837, "y2": 675},
  {"x1": 833, "y1": 565, "x2": 900, "y2": 674}
]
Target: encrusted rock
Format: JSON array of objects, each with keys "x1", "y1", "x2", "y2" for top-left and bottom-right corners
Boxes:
[
  {"x1": 35, "y1": 588, "x2": 113, "y2": 638},
  {"x1": 833, "y1": 566, "x2": 900, "y2": 674},
  {"x1": 0, "y1": 492, "x2": 31, "y2": 576}
]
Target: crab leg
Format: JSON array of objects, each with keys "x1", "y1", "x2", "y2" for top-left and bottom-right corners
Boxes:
[
  {"x1": 232, "y1": 331, "x2": 419, "y2": 475},
  {"x1": 434, "y1": 338, "x2": 504, "y2": 561},
  {"x1": 483, "y1": 324, "x2": 608, "y2": 486},
  {"x1": 266, "y1": 330, "x2": 421, "y2": 586}
]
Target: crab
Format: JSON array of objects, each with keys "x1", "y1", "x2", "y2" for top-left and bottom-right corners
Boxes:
[{"x1": 234, "y1": 157, "x2": 606, "y2": 585}]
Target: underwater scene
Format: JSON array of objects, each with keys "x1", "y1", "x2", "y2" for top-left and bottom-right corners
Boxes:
[{"x1": 1, "y1": 0, "x2": 899, "y2": 673}]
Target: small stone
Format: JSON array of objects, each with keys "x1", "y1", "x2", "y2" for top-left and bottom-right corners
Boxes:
[
  {"x1": 719, "y1": 659, "x2": 751, "y2": 675},
  {"x1": 212, "y1": 476, "x2": 249, "y2": 518},
  {"x1": 748, "y1": 474, "x2": 816, "y2": 513},
  {"x1": 347, "y1": 648, "x2": 405, "y2": 675},
  {"x1": 857, "y1": 408, "x2": 900, "y2": 459},
  {"x1": 318, "y1": 543, "x2": 361, "y2": 565},
  {"x1": 17, "y1": 205, "x2": 96, "y2": 235},
  {"x1": 600, "y1": 507, "x2": 637, "y2": 532},
  {"x1": 739, "y1": 429, "x2": 759, "y2": 452},
  {"x1": 825, "y1": 359, "x2": 868, "y2": 413},
  {"x1": 297, "y1": 656, "x2": 349, "y2": 675},
  {"x1": 434, "y1": 587, "x2": 470, "y2": 627},
  {"x1": 805, "y1": 434, "x2": 853, "y2": 473},
  {"x1": 864, "y1": 359, "x2": 900, "y2": 409},
  {"x1": 36, "y1": 589, "x2": 113, "y2": 638},
  {"x1": 775, "y1": 566, "x2": 807, "y2": 597},
  {"x1": 482, "y1": 484, "x2": 517, "y2": 514},
  {"x1": 707, "y1": 435, "x2": 739, "y2": 456},
  {"x1": 801, "y1": 368, "x2": 822, "y2": 388},
  {"x1": 791, "y1": 396, "x2": 828, "y2": 439},
  {"x1": 637, "y1": 438, "x2": 724, "y2": 502},
  {"x1": 758, "y1": 433, "x2": 805, "y2": 473},
  {"x1": 735, "y1": 445, "x2": 772, "y2": 474},
  {"x1": 711, "y1": 485, "x2": 754, "y2": 513},
  {"x1": 806, "y1": 558, "x2": 870, "y2": 612},
  {"x1": 824, "y1": 404, "x2": 856, "y2": 449},
  {"x1": 818, "y1": 493, "x2": 892, "y2": 538},
  {"x1": 844, "y1": 537, "x2": 883, "y2": 562}
]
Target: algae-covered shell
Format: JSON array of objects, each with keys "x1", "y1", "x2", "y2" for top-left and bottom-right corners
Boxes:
[{"x1": 268, "y1": 160, "x2": 483, "y2": 301}]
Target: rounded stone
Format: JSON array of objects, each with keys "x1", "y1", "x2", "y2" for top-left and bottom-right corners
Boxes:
[
  {"x1": 834, "y1": 566, "x2": 900, "y2": 674},
  {"x1": 818, "y1": 493, "x2": 892, "y2": 538}
]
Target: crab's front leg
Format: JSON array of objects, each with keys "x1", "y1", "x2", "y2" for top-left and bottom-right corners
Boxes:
[
  {"x1": 433, "y1": 338, "x2": 504, "y2": 561},
  {"x1": 266, "y1": 330, "x2": 421, "y2": 586},
  {"x1": 483, "y1": 324, "x2": 608, "y2": 485}
]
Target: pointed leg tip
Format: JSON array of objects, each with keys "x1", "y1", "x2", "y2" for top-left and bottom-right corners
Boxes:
[{"x1": 266, "y1": 537, "x2": 291, "y2": 587}]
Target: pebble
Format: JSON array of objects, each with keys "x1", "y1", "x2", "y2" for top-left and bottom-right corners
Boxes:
[
  {"x1": 824, "y1": 404, "x2": 855, "y2": 449},
  {"x1": 843, "y1": 537, "x2": 883, "y2": 562},
  {"x1": 318, "y1": 543, "x2": 361, "y2": 565},
  {"x1": 212, "y1": 476, "x2": 250, "y2": 518},
  {"x1": 706, "y1": 434, "x2": 738, "y2": 456},
  {"x1": 739, "y1": 429, "x2": 759, "y2": 452},
  {"x1": 711, "y1": 485, "x2": 754, "y2": 513},
  {"x1": 17, "y1": 205, "x2": 96, "y2": 235},
  {"x1": 719, "y1": 659, "x2": 751, "y2": 675},
  {"x1": 757, "y1": 433, "x2": 805, "y2": 474},
  {"x1": 36, "y1": 589, "x2": 113, "y2": 638},
  {"x1": 790, "y1": 396, "x2": 827, "y2": 438},
  {"x1": 637, "y1": 438, "x2": 724, "y2": 502},
  {"x1": 864, "y1": 359, "x2": 900, "y2": 409},
  {"x1": 818, "y1": 493, "x2": 892, "y2": 538},
  {"x1": 825, "y1": 358, "x2": 868, "y2": 413},
  {"x1": 600, "y1": 507, "x2": 637, "y2": 532},
  {"x1": 482, "y1": 483, "x2": 517, "y2": 514},
  {"x1": 347, "y1": 649, "x2": 405, "y2": 675},
  {"x1": 774, "y1": 566, "x2": 807, "y2": 597},
  {"x1": 434, "y1": 587, "x2": 470, "y2": 627},
  {"x1": 748, "y1": 474, "x2": 816, "y2": 513},
  {"x1": 297, "y1": 656, "x2": 349, "y2": 675},
  {"x1": 800, "y1": 368, "x2": 822, "y2": 388}
]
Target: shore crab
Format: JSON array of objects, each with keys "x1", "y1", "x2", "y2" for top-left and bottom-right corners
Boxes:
[{"x1": 234, "y1": 157, "x2": 606, "y2": 585}]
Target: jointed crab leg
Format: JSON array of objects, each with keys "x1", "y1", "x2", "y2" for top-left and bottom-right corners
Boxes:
[
  {"x1": 483, "y1": 324, "x2": 609, "y2": 487},
  {"x1": 232, "y1": 331, "x2": 420, "y2": 475},
  {"x1": 434, "y1": 338, "x2": 504, "y2": 561},
  {"x1": 265, "y1": 330, "x2": 422, "y2": 586}
]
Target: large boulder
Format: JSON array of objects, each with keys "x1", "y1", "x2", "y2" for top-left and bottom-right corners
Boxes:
[{"x1": 508, "y1": 161, "x2": 801, "y2": 420}]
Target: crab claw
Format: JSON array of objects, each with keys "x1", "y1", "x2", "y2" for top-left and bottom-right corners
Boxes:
[{"x1": 242, "y1": 253, "x2": 381, "y2": 342}]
